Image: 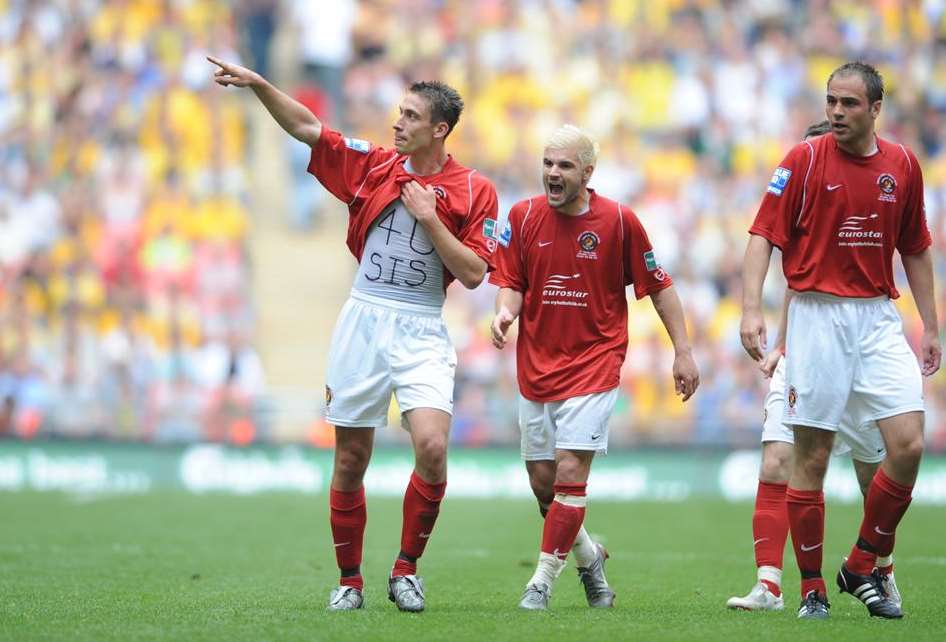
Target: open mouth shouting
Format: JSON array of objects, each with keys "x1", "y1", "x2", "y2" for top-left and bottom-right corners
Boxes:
[{"x1": 547, "y1": 179, "x2": 565, "y2": 199}]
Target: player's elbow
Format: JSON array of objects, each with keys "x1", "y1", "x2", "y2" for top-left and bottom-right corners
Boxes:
[
  {"x1": 457, "y1": 260, "x2": 487, "y2": 290},
  {"x1": 292, "y1": 122, "x2": 321, "y2": 147}
]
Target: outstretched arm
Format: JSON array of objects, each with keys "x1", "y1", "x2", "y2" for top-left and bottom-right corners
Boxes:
[
  {"x1": 208, "y1": 56, "x2": 322, "y2": 146},
  {"x1": 491, "y1": 288, "x2": 523, "y2": 349},
  {"x1": 650, "y1": 285, "x2": 700, "y2": 401},
  {"x1": 740, "y1": 233, "x2": 774, "y2": 361},
  {"x1": 902, "y1": 248, "x2": 942, "y2": 376}
]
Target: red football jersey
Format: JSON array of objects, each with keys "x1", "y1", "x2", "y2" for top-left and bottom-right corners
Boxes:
[
  {"x1": 750, "y1": 134, "x2": 930, "y2": 298},
  {"x1": 308, "y1": 126, "x2": 499, "y2": 288},
  {"x1": 490, "y1": 191, "x2": 672, "y2": 401}
]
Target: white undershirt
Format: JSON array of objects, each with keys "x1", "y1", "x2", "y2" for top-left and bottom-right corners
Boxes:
[{"x1": 351, "y1": 161, "x2": 445, "y2": 308}]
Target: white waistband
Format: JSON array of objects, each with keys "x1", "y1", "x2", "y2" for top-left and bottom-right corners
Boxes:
[
  {"x1": 349, "y1": 289, "x2": 443, "y2": 317},
  {"x1": 794, "y1": 291, "x2": 889, "y2": 304}
]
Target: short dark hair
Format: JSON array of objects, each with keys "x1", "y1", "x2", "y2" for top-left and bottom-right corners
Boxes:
[
  {"x1": 409, "y1": 81, "x2": 464, "y2": 137},
  {"x1": 803, "y1": 120, "x2": 831, "y2": 139},
  {"x1": 828, "y1": 61, "x2": 884, "y2": 104}
]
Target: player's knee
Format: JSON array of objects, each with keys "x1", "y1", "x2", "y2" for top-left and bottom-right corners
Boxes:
[
  {"x1": 414, "y1": 434, "x2": 448, "y2": 472},
  {"x1": 890, "y1": 434, "x2": 924, "y2": 468},
  {"x1": 796, "y1": 452, "x2": 830, "y2": 482},
  {"x1": 335, "y1": 446, "x2": 371, "y2": 479},
  {"x1": 760, "y1": 449, "x2": 792, "y2": 482}
]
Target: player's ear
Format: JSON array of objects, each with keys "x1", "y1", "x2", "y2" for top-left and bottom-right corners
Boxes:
[
  {"x1": 433, "y1": 120, "x2": 450, "y2": 140},
  {"x1": 582, "y1": 163, "x2": 595, "y2": 183},
  {"x1": 870, "y1": 99, "x2": 882, "y2": 120}
]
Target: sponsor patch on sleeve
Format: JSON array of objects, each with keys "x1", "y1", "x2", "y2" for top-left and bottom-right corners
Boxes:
[
  {"x1": 766, "y1": 167, "x2": 792, "y2": 196},
  {"x1": 643, "y1": 250, "x2": 658, "y2": 271},
  {"x1": 344, "y1": 137, "x2": 371, "y2": 153},
  {"x1": 498, "y1": 219, "x2": 512, "y2": 247},
  {"x1": 483, "y1": 218, "x2": 498, "y2": 240}
]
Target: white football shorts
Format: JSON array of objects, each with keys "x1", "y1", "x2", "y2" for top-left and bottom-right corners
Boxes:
[
  {"x1": 519, "y1": 388, "x2": 619, "y2": 460},
  {"x1": 763, "y1": 357, "x2": 886, "y2": 463},
  {"x1": 783, "y1": 292, "x2": 924, "y2": 436},
  {"x1": 324, "y1": 291, "x2": 456, "y2": 428}
]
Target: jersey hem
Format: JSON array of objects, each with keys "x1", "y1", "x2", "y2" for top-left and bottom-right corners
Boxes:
[{"x1": 518, "y1": 384, "x2": 619, "y2": 404}]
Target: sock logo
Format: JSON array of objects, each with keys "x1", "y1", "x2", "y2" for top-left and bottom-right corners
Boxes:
[
  {"x1": 552, "y1": 548, "x2": 567, "y2": 560},
  {"x1": 799, "y1": 543, "x2": 822, "y2": 552},
  {"x1": 753, "y1": 538, "x2": 768, "y2": 546},
  {"x1": 334, "y1": 542, "x2": 350, "y2": 548},
  {"x1": 874, "y1": 525, "x2": 894, "y2": 536},
  {"x1": 419, "y1": 532, "x2": 431, "y2": 539}
]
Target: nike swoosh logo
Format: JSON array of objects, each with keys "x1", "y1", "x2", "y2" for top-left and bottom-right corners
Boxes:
[
  {"x1": 753, "y1": 538, "x2": 768, "y2": 546},
  {"x1": 874, "y1": 526, "x2": 895, "y2": 536},
  {"x1": 551, "y1": 548, "x2": 567, "y2": 560},
  {"x1": 419, "y1": 532, "x2": 431, "y2": 539},
  {"x1": 334, "y1": 542, "x2": 350, "y2": 548},
  {"x1": 827, "y1": 184, "x2": 843, "y2": 191},
  {"x1": 538, "y1": 241, "x2": 552, "y2": 247},
  {"x1": 800, "y1": 543, "x2": 822, "y2": 552}
]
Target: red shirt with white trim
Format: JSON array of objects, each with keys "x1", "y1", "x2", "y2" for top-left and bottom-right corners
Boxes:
[
  {"x1": 750, "y1": 134, "x2": 930, "y2": 299},
  {"x1": 308, "y1": 126, "x2": 499, "y2": 288},
  {"x1": 490, "y1": 191, "x2": 672, "y2": 401}
]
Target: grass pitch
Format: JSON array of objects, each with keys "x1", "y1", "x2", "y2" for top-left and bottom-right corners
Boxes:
[{"x1": 1, "y1": 491, "x2": 943, "y2": 641}]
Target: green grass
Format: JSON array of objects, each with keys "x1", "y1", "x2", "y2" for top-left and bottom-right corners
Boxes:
[{"x1": 1, "y1": 492, "x2": 943, "y2": 641}]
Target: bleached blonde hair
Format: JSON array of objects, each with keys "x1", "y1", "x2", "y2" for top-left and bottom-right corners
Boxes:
[{"x1": 545, "y1": 124, "x2": 599, "y2": 169}]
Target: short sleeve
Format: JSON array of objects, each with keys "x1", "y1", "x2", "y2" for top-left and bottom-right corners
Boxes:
[
  {"x1": 455, "y1": 177, "x2": 500, "y2": 271},
  {"x1": 748, "y1": 142, "x2": 812, "y2": 249},
  {"x1": 622, "y1": 207, "x2": 672, "y2": 299},
  {"x1": 307, "y1": 127, "x2": 395, "y2": 204},
  {"x1": 896, "y1": 148, "x2": 932, "y2": 256},
  {"x1": 489, "y1": 202, "x2": 528, "y2": 292}
]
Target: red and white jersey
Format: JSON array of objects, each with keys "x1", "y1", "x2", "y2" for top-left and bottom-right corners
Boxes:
[
  {"x1": 308, "y1": 126, "x2": 499, "y2": 289},
  {"x1": 490, "y1": 191, "x2": 672, "y2": 402},
  {"x1": 750, "y1": 134, "x2": 930, "y2": 299}
]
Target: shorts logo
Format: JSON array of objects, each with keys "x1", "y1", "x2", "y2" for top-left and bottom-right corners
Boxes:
[
  {"x1": 344, "y1": 137, "x2": 371, "y2": 153},
  {"x1": 577, "y1": 231, "x2": 599, "y2": 260},
  {"x1": 432, "y1": 185, "x2": 447, "y2": 199},
  {"x1": 877, "y1": 173, "x2": 897, "y2": 202},
  {"x1": 787, "y1": 385, "x2": 797, "y2": 409},
  {"x1": 325, "y1": 386, "x2": 333, "y2": 407},
  {"x1": 763, "y1": 408, "x2": 768, "y2": 423},
  {"x1": 767, "y1": 167, "x2": 792, "y2": 196},
  {"x1": 483, "y1": 218, "x2": 499, "y2": 240}
]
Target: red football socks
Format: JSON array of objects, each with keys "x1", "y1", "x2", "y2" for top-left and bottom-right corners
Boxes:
[
  {"x1": 540, "y1": 483, "x2": 587, "y2": 560},
  {"x1": 786, "y1": 487, "x2": 826, "y2": 597},
  {"x1": 330, "y1": 486, "x2": 367, "y2": 590},
  {"x1": 847, "y1": 468, "x2": 912, "y2": 576},
  {"x1": 753, "y1": 480, "x2": 788, "y2": 596},
  {"x1": 392, "y1": 471, "x2": 446, "y2": 577}
]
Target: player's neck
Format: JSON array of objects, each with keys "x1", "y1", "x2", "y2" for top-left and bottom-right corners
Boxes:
[
  {"x1": 837, "y1": 132, "x2": 878, "y2": 157},
  {"x1": 407, "y1": 145, "x2": 449, "y2": 176},
  {"x1": 553, "y1": 188, "x2": 591, "y2": 217}
]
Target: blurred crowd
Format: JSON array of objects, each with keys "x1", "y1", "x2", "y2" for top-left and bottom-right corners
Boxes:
[
  {"x1": 0, "y1": 0, "x2": 264, "y2": 443},
  {"x1": 315, "y1": 0, "x2": 946, "y2": 450},
  {"x1": 2, "y1": 0, "x2": 946, "y2": 450}
]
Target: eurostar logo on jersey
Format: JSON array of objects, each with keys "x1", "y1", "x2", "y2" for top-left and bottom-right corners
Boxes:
[
  {"x1": 344, "y1": 137, "x2": 371, "y2": 153},
  {"x1": 838, "y1": 213, "x2": 882, "y2": 248},
  {"x1": 877, "y1": 173, "x2": 897, "y2": 202},
  {"x1": 767, "y1": 167, "x2": 792, "y2": 196},
  {"x1": 541, "y1": 273, "x2": 589, "y2": 308},
  {"x1": 576, "y1": 231, "x2": 600, "y2": 259}
]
